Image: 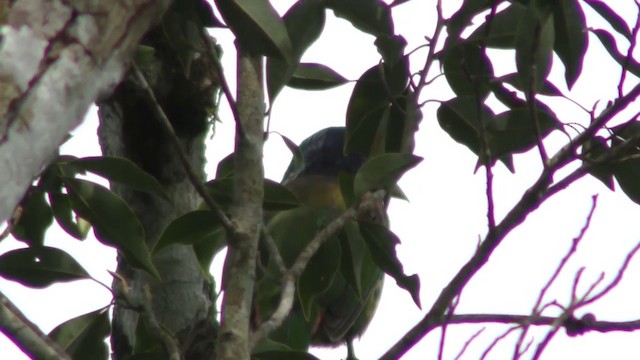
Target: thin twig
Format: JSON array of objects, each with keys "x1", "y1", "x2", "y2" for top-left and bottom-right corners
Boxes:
[
  {"x1": 131, "y1": 65, "x2": 236, "y2": 235},
  {"x1": 454, "y1": 327, "x2": 485, "y2": 360},
  {"x1": 582, "y1": 240, "x2": 640, "y2": 306},
  {"x1": 514, "y1": 195, "x2": 598, "y2": 357},
  {"x1": 617, "y1": 2, "x2": 640, "y2": 97},
  {"x1": 413, "y1": 0, "x2": 444, "y2": 101},
  {"x1": 474, "y1": 0, "x2": 500, "y2": 231},
  {"x1": 480, "y1": 325, "x2": 520, "y2": 360},
  {"x1": 261, "y1": 225, "x2": 286, "y2": 275}
]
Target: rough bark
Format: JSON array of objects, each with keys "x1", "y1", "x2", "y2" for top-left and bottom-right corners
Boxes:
[
  {"x1": 97, "y1": 4, "x2": 220, "y2": 359},
  {"x1": 217, "y1": 51, "x2": 265, "y2": 360},
  {"x1": 0, "y1": 0, "x2": 171, "y2": 223}
]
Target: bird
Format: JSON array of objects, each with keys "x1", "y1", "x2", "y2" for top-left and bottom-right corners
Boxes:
[{"x1": 252, "y1": 127, "x2": 387, "y2": 359}]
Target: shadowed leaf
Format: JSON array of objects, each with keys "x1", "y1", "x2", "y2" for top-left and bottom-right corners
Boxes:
[
  {"x1": 49, "y1": 309, "x2": 110, "y2": 360},
  {"x1": 0, "y1": 247, "x2": 90, "y2": 288},
  {"x1": 71, "y1": 156, "x2": 170, "y2": 201},
  {"x1": 353, "y1": 153, "x2": 422, "y2": 199},
  {"x1": 358, "y1": 222, "x2": 421, "y2": 308},
  {"x1": 63, "y1": 178, "x2": 158, "y2": 278},
  {"x1": 288, "y1": 63, "x2": 349, "y2": 90}
]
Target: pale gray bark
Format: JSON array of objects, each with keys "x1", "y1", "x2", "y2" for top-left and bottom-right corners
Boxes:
[{"x1": 0, "y1": 0, "x2": 171, "y2": 223}]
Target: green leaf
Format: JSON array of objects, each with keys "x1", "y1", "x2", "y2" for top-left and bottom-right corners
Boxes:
[
  {"x1": 263, "y1": 179, "x2": 300, "y2": 211},
  {"x1": 279, "y1": 134, "x2": 305, "y2": 183},
  {"x1": 0, "y1": 246, "x2": 90, "y2": 288},
  {"x1": 375, "y1": 34, "x2": 407, "y2": 66},
  {"x1": 611, "y1": 123, "x2": 640, "y2": 204},
  {"x1": 345, "y1": 63, "x2": 409, "y2": 156},
  {"x1": 490, "y1": 106, "x2": 561, "y2": 157},
  {"x1": 194, "y1": 227, "x2": 227, "y2": 272},
  {"x1": 353, "y1": 153, "x2": 422, "y2": 199},
  {"x1": 447, "y1": 0, "x2": 492, "y2": 41},
  {"x1": 11, "y1": 187, "x2": 53, "y2": 247},
  {"x1": 582, "y1": 136, "x2": 614, "y2": 190},
  {"x1": 216, "y1": 153, "x2": 235, "y2": 179},
  {"x1": 516, "y1": 5, "x2": 555, "y2": 93},
  {"x1": 63, "y1": 178, "x2": 159, "y2": 278},
  {"x1": 466, "y1": 3, "x2": 526, "y2": 48},
  {"x1": 287, "y1": 63, "x2": 349, "y2": 90},
  {"x1": 267, "y1": 0, "x2": 326, "y2": 101},
  {"x1": 552, "y1": 0, "x2": 588, "y2": 88},
  {"x1": 71, "y1": 156, "x2": 170, "y2": 201},
  {"x1": 443, "y1": 42, "x2": 495, "y2": 100},
  {"x1": 49, "y1": 192, "x2": 90, "y2": 240},
  {"x1": 215, "y1": 0, "x2": 292, "y2": 61},
  {"x1": 583, "y1": 0, "x2": 633, "y2": 40},
  {"x1": 592, "y1": 29, "x2": 640, "y2": 78},
  {"x1": 495, "y1": 73, "x2": 563, "y2": 96},
  {"x1": 338, "y1": 172, "x2": 356, "y2": 208},
  {"x1": 613, "y1": 160, "x2": 640, "y2": 205},
  {"x1": 326, "y1": 0, "x2": 393, "y2": 37},
  {"x1": 437, "y1": 97, "x2": 495, "y2": 156},
  {"x1": 153, "y1": 210, "x2": 224, "y2": 254},
  {"x1": 49, "y1": 308, "x2": 110, "y2": 360},
  {"x1": 205, "y1": 178, "x2": 301, "y2": 211},
  {"x1": 358, "y1": 222, "x2": 421, "y2": 308},
  {"x1": 253, "y1": 350, "x2": 321, "y2": 360}
]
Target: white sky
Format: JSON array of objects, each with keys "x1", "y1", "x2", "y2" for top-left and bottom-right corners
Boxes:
[{"x1": 2, "y1": 1, "x2": 640, "y2": 359}]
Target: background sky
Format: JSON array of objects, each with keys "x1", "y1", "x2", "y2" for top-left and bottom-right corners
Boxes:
[{"x1": 2, "y1": 1, "x2": 640, "y2": 359}]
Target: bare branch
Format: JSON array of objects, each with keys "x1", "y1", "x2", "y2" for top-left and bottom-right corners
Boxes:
[
  {"x1": 515, "y1": 195, "x2": 598, "y2": 357},
  {"x1": 583, "y1": 240, "x2": 640, "y2": 306},
  {"x1": 261, "y1": 225, "x2": 286, "y2": 275},
  {"x1": 617, "y1": 2, "x2": 640, "y2": 97},
  {"x1": 0, "y1": 291, "x2": 72, "y2": 360},
  {"x1": 454, "y1": 327, "x2": 485, "y2": 360},
  {"x1": 413, "y1": 0, "x2": 444, "y2": 100},
  {"x1": 480, "y1": 325, "x2": 520, "y2": 360},
  {"x1": 379, "y1": 81, "x2": 640, "y2": 360}
]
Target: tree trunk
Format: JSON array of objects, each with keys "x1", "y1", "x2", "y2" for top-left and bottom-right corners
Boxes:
[{"x1": 97, "y1": 4, "x2": 220, "y2": 358}]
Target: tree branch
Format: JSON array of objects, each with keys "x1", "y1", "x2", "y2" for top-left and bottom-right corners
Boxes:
[
  {"x1": 217, "y1": 48, "x2": 265, "y2": 360},
  {"x1": 379, "y1": 79, "x2": 640, "y2": 360},
  {"x1": 0, "y1": 0, "x2": 171, "y2": 223},
  {"x1": 445, "y1": 313, "x2": 640, "y2": 333},
  {"x1": 0, "y1": 291, "x2": 72, "y2": 360},
  {"x1": 514, "y1": 195, "x2": 598, "y2": 357}
]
